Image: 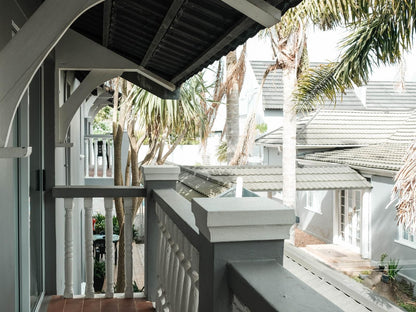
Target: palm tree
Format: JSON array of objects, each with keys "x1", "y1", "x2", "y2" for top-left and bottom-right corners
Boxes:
[
  {"x1": 293, "y1": 1, "x2": 416, "y2": 230},
  {"x1": 111, "y1": 74, "x2": 206, "y2": 291}
]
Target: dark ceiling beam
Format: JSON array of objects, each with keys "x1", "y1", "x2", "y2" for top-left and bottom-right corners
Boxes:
[
  {"x1": 220, "y1": 0, "x2": 281, "y2": 27},
  {"x1": 102, "y1": 0, "x2": 112, "y2": 47},
  {"x1": 171, "y1": 17, "x2": 256, "y2": 85},
  {"x1": 140, "y1": 0, "x2": 186, "y2": 67}
]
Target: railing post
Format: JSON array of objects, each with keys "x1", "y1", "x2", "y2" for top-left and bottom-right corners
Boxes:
[
  {"x1": 104, "y1": 197, "x2": 114, "y2": 298},
  {"x1": 84, "y1": 139, "x2": 89, "y2": 177},
  {"x1": 124, "y1": 197, "x2": 134, "y2": 298},
  {"x1": 93, "y1": 139, "x2": 98, "y2": 177},
  {"x1": 64, "y1": 198, "x2": 74, "y2": 298},
  {"x1": 142, "y1": 165, "x2": 180, "y2": 302},
  {"x1": 84, "y1": 198, "x2": 94, "y2": 298},
  {"x1": 103, "y1": 140, "x2": 107, "y2": 178},
  {"x1": 192, "y1": 197, "x2": 295, "y2": 312}
]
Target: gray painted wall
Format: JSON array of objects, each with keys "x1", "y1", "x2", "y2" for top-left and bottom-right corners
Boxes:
[
  {"x1": 370, "y1": 175, "x2": 416, "y2": 282},
  {"x1": 262, "y1": 146, "x2": 281, "y2": 166},
  {"x1": 0, "y1": 114, "x2": 19, "y2": 312},
  {"x1": 297, "y1": 190, "x2": 334, "y2": 243}
]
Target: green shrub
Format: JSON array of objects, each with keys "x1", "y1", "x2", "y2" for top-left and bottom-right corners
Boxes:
[{"x1": 387, "y1": 258, "x2": 401, "y2": 280}]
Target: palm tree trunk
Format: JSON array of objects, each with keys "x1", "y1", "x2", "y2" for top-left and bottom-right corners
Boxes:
[
  {"x1": 282, "y1": 67, "x2": 297, "y2": 217},
  {"x1": 226, "y1": 51, "x2": 240, "y2": 163}
]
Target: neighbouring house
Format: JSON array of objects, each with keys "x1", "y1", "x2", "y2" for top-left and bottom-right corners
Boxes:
[
  {"x1": 256, "y1": 108, "x2": 416, "y2": 286},
  {"x1": 3, "y1": 1, "x2": 347, "y2": 312}
]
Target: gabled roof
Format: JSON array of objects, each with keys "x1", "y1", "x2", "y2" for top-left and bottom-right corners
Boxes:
[
  {"x1": 302, "y1": 142, "x2": 408, "y2": 173},
  {"x1": 249, "y1": 61, "x2": 365, "y2": 111},
  {"x1": 256, "y1": 110, "x2": 415, "y2": 148},
  {"x1": 301, "y1": 111, "x2": 416, "y2": 173},
  {"x1": 365, "y1": 81, "x2": 416, "y2": 110},
  {"x1": 70, "y1": 0, "x2": 301, "y2": 98},
  {"x1": 177, "y1": 165, "x2": 371, "y2": 200}
]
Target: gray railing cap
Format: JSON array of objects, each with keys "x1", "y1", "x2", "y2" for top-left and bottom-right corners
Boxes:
[
  {"x1": 141, "y1": 165, "x2": 180, "y2": 182},
  {"x1": 192, "y1": 197, "x2": 295, "y2": 243}
]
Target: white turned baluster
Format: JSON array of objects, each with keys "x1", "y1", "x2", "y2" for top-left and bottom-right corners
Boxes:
[
  {"x1": 103, "y1": 140, "x2": 107, "y2": 178},
  {"x1": 156, "y1": 207, "x2": 167, "y2": 310},
  {"x1": 189, "y1": 246, "x2": 199, "y2": 312},
  {"x1": 180, "y1": 239, "x2": 192, "y2": 312},
  {"x1": 84, "y1": 139, "x2": 89, "y2": 177},
  {"x1": 64, "y1": 198, "x2": 74, "y2": 298},
  {"x1": 104, "y1": 198, "x2": 114, "y2": 298},
  {"x1": 89, "y1": 138, "x2": 94, "y2": 167},
  {"x1": 169, "y1": 227, "x2": 181, "y2": 310},
  {"x1": 84, "y1": 198, "x2": 94, "y2": 298},
  {"x1": 124, "y1": 197, "x2": 133, "y2": 298},
  {"x1": 109, "y1": 142, "x2": 113, "y2": 177},
  {"x1": 174, "y1": 233, "x2": 186, "y2": 312},
  {"x1": 93, "y1": 139, "x2": 98, "y2": 177}
]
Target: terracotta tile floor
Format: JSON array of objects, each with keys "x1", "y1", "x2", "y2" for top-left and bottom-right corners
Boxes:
[{"x1": 45, "y1": 296, "x2": 155, "y2": 312}]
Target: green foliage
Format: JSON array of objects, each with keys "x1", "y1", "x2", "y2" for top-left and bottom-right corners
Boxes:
[
  {"x1": 94, "y1": 260, "x2": 105, "y2": 279},
  {"x1": 216, "y1": 141, "x2": 227, "y2": 163},
  {"x1": 113, "y1": 216, "x2": 119, "y2": 235},
  {"x1": 93, "y1": 213, "x2": 105, "y2": 234},
  {"x1": 92, "y1": 106, "x2": 112, "y2": 134},
  {"x1": 256, "y1": 123, "x2": 268, "y2": 134},
  {"x1": 294, "y1": 0, "x2": 416, "y2": 111},
  {"x1": 380, "y1": 253, "x2": 388, "y2": 266},
  {"x1": 399, "y1": 303, "x2": 416, "y2": 312},
  {"x1": 387, "y1": 258, "x2": 401, "y2": 280},
  {"x1": 93, "y1": 213, "x2": 120, "y2": 235}
]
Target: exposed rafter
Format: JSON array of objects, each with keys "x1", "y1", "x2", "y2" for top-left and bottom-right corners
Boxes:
[
  {"x1": 102, "y1": 0, "x2": 113, "y2": 47},
  {"x1": 141, "y1": 0, "x2": 186, "y2": 67},
  {"x1": 220, "y1": 0, "x2": 281, "y2": 27},
  {"x1": 172, "y1": 17, "x2": 256, "y2": 84}
]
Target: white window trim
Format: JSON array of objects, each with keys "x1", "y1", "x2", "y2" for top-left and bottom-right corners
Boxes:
[
  {"x1": 304, "y1": 191, "x2": 323, "y2": 215},
  {"x1": 396, "y1": 224, "x2": 416, "y2": 249}
]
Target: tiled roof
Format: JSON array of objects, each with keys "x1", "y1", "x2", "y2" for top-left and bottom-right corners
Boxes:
[
  {"x1": 302, "y1": 142, "x2": 409, "y2": 172},
  {"x1": 69, "y1": 0, "x2": 302, "y2": 98},
  {"x1": 365, "y1": 81, "x2": 416, "y2": 110},
  {"x1": 249, "y1": 61, "x2": 365, "y2": 111},
  {"x1": 250, "y1": 60, "x2": 283, "y2": 110},
  {"x1": 256, "y1": 110, "x2": 415, "y2": 148},
  {"x1": 177, "y1": 165, "x2": 371, "y2": 200}
]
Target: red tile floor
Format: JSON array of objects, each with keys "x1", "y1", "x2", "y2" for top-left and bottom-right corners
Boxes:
[{"x1": 44, "y1": 296, "x2": 155, "y2": 312}]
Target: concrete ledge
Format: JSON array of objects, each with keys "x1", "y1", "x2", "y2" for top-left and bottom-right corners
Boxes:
[
  {"x1": 284, "y1": 242, "x2": 404, "y2": 312},
  {"x1": 141, "y1": 165, "x2": 179, "y2": 182},
  {"x1": 227, "y1": 260, "x2": 342, "y2": 312},
  {"x1": 192, "y1": 197, "x2": 295, "y2": 242}
]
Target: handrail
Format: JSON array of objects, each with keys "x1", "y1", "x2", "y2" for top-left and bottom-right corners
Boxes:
[
  {"x1": 53, "y1": 185, "x2": 146, "y2": 198},
  {"x1": 153, "y1": 189, "x2": 199, "y2": 247},
  {"x1": 53, "y1": 185, "x2": 143, "y2": 299},
  {"x1": 152, "y1": 188, "x2": 200, "y2": 312},
  {"x1": 227, "y1": 260, "x2": 343, "y2": 312}
]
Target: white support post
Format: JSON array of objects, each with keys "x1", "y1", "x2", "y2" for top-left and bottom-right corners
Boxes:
[
  {"x1": 109, "y1": 142, "x2": 114, "y2": 177},
  {"x1": 94, "y1": 139, "x2": 98, "y2": 178},
  {"x1": 84, "y1": 139, "x2": 89, "y2": 178},
  {"x1": 104, "y1": 198, "x2": 114, "y2": 298},
  {"x1": 0, "y1": 0, "x2": 103, "y2": 147},
  {"x1": 103, "y1": 140, "x2": 107, "y2": 178},
  {"x1": 57, "y1": 70, "x2": 121, "y2": 144},
  {"x1": 84, "y1": 198, "x2": 95, "y2": 298},
  {"x1": 64, "y1": 198, "x2": 74, "y2": 298},
  {"x1": 124, "y1": 197, "x2": 134, "y2": 298},
  {"x1": 89, "y1": 138, "x2": 94, "y2": 167}
]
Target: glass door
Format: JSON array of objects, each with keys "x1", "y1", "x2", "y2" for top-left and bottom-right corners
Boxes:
[{"x1": 339, "y1": 190, "x2": 362, "y2": 250}]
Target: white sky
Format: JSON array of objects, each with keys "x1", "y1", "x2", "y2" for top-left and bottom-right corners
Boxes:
[{"x1": 245, "y1": 26, "x2": 416, "y2": 82}]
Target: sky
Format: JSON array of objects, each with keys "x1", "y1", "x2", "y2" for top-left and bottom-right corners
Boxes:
[{"x1": 245, "y1": 26, "x2": 416, "y2": 82}]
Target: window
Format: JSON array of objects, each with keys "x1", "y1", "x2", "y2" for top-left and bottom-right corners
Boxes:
[
  {"x1": 304, "y1": 191, "x2": 326, "y2": 214},
  {"x1": 397, "y1": 224, "x2": 416, "y2": 248}
]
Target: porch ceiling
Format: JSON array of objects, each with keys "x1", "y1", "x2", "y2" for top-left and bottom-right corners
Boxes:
[{"x1": 70, "y1": 0, "x2": 301, "y2": 98}]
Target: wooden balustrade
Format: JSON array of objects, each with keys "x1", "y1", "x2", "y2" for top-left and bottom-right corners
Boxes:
[
  {"x1": 53, "y1": 186, "x2": 146, "y2": 299},
  {"x1": 154, "y1": 203, "x2": 199, "y2": 312},
  {"x1": 84, "y1": 135, "x2": 113, "y2": 178}
]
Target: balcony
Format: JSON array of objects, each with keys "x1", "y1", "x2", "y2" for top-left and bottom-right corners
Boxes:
[{"x1": 47, "y1": 166, "x2": 342, "y2": 312}]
